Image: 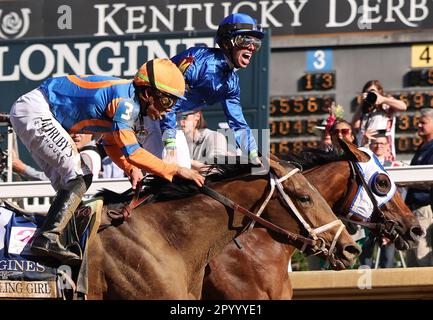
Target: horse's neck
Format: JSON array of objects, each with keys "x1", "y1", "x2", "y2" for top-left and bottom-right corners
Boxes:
[
  {"x1": 151, "y1": 178, "x2": 268, "y2": 271},
  {"x1": 305, "y1": 161, "x2": 351, "y2": 210}
]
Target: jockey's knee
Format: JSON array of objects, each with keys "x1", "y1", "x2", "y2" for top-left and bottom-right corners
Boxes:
[
  {"x1": 64, "y1": 175, "x2": 90, "y2": 197},
  {"x1": 83, "y1": 173, "x2": 93, "y2": 189}
]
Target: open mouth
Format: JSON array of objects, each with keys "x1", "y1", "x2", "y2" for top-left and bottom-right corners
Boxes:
[{"x1": 241, "y1": 52, "x2": 252, "y2": 65}]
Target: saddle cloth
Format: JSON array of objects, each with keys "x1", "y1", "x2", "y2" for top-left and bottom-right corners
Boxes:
[{"x1": 0, "y1": 198, "x2": 102, "y2": 299}]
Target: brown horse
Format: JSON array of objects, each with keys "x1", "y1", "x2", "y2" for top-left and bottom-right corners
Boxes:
[
  {"x1": 86, "y1": 157, "x2": 360, "y2": 299},
  {"x1": 202, "y1": 140, "x2": 422, "y2": 300}
]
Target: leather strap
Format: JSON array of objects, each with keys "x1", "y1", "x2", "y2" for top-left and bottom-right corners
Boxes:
[
  {"x1": 146, "y1": 59, "x2": 156, "y2": 89},
  {"x1": 106, "y1": 180, "x2": 150, "y2": 223},
  {"x1": 201, "y1": 184, "x2": 316, "y2": 246}
]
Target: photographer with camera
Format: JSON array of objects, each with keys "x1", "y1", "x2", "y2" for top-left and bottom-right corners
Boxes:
[{"x1": 351, "y1": 80, "x2": 407, "y2": 161}]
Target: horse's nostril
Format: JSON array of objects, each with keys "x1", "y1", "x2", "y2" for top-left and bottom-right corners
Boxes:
[
  {"x1": 342, "y1": 244, "x2": 362, "y2": 261},
  {"x1": 410, "y1": 226, "x2": 425, "y2": 239}
]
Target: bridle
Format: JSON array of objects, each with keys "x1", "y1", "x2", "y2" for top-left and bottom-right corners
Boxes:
[
  {"x1": 336, "y1": 160, "x2": 399, "y2": 241},
  {"x1": 201, "y1": 165, "x2": 346, "y2": 264}
]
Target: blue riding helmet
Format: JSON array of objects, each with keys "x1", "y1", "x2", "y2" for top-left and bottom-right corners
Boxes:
[{"x1": 216, "y1": 13, "x2": 264, "y2": 44}]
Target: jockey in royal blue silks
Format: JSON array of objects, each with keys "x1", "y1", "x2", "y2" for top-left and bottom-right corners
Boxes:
[{"x1": 136, "y1": 13, "x2": 264, "y2": 166}]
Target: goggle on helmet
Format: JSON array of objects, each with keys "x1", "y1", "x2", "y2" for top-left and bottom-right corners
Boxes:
[{"x1": 216, "y1": 13, "x2": 264, "y2": 46}]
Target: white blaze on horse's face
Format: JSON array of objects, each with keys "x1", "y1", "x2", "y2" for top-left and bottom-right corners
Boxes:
[{"x1": 349, "y1": 148, "x2": 397, "y2": 221}]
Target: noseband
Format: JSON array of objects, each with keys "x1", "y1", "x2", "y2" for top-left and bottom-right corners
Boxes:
[
  {"x1": 338, "y1": 161, "x2": 399, "y2": 240},
  {"x1": 201, "y1": 167, "x2": 345, "y2": 262}
]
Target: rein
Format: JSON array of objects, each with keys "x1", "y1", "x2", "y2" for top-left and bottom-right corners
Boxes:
[
  {"x1": 99, "y1": 180, "x2": 152, "y2": 230},
  {"x1": 201, "y1": 167, "x2": 345, "y2": 258},
  {"x1": 201, "y1": 184, "x2": 316, "y2": 246}
]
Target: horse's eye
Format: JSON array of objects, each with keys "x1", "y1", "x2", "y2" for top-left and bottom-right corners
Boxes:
[
  {"x1": 372, "y1": 173, "x2": 391, "y2": 196},
  {"x1": 298, "y1": 195, "x2": 310, "y2": 203}
]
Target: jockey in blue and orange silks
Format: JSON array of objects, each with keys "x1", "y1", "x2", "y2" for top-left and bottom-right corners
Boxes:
[
  {"x1": 136, "y1": 13, "x2": 264, "y2": 167},
  {"x1": 9, "y1": 58, "x2": 204, "y2": 265}
]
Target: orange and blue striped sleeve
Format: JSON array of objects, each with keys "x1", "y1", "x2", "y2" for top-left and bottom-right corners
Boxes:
[{"x1": 101, "y1": 136, "x2": 136, "y2": 174}]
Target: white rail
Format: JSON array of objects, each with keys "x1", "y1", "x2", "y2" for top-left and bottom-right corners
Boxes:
[
  {"x1": 0, "y1": 178, "x2": 131, "y2": 212},
  {"x1": 385, "y1": 165, "x2": 433, "y2": 186}
]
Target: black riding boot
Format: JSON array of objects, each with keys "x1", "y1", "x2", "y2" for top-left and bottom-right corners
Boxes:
[{"x1": 31, "y1": 177, "x2": 87, "y2": 265}]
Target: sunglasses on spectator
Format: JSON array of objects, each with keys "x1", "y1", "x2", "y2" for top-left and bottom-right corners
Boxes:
[
  {"x1": 332, "y1": 128, "x2": 351, "y2": 135},
  {"x1": 232, "y1": 35, "x2": 262, "y2": 51},
  {"x1": 371, "y1": 142, "x2": 388, "y2": 146}
]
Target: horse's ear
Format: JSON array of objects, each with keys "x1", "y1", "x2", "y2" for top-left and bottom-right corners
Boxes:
[
  {"x1": 268, "y1": 156, "x2": 284, "y2": 176},
  {"x1": 269, "y1": 153, "x2": 279, "y2": 162},
  {"x1": 337, "y1": 138, "x2": 371, "y2": 162}
]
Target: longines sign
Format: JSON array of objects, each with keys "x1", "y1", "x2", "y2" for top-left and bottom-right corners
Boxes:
[
  {"x1": 0, "y1": 0, "x2": 432, "y2": 40},
  {"x1": 0, "y1": 32, "x2": 218, "y2": 109},
  {"x1": 0, "y1": 36, "x2": 213, "y2": 82}
]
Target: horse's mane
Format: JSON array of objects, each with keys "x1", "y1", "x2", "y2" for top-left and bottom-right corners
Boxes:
[
  {"x1": 95, "y1": 156, "x2": 261, "y2": 205},
  {"x1": 278, "y1": 148, "x2": 347, "y2": 170}
]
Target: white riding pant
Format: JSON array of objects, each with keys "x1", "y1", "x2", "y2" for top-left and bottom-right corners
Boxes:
[
  {"x1": 10, "y1": 89, "x2": 82, "y2": 191},
  {"x1": 137, "y1": 117, "x2": 191, "y2": 168}
]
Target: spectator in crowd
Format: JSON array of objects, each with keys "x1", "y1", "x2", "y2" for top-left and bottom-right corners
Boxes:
[
  {"x1": 317, "y1": 128, "x2": 332, "y2": 152},
  {"x1": 405, "y1": 108, "x2": 433, "y2": 267},
  {"x1": 369, "y1": 135, "x2": 394, "y2": 166},
  {"x1": 351, "y1": 80, "x2": 407, "y2": 161},
  {"x1": 180, "y1": 110, "x2": 228, "y2": 171},
  {"x1": 12, "y1": 133, "x2": 101, "y2": 181},
  {"x1": 359, "y1": 135, "x2": 396, "y2": 269},
  {"x1": 329, "y1": 119, "x2": 357, "y2": 154}
]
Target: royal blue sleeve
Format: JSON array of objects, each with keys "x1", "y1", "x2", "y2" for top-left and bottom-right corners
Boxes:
[
  {"x1": 159, "y1": 102, "x2": 180, "y2": 149},
  {"x1": 222, "y1": 78, "x2": 258, "y2": 158}
]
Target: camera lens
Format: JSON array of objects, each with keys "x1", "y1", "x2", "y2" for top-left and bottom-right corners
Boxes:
[
  {"x1": 362, "y1": 91, "x2": 377, "y2": 113},
  {"x1": 365, "y1": 91, "x2": 377, "y2": 105}
]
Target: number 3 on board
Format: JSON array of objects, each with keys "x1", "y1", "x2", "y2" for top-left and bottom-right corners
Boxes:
[
  {"x1": 412, "y1": 44, "x2": 433, "y2": 68},
  {"x1": 306, "y1": 49, "x2": 333, "y2": 72}
]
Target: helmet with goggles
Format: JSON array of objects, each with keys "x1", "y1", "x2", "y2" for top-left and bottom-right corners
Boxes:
[
  {"x1": 216, "y1": 13, "x2": 264, "y2": 46},
  {"x1": 134, "y1": 58, "x2": 186, "y2": 100},
  {"x1": 133, "y1": 58, "x2": 186, "y2": 133}
]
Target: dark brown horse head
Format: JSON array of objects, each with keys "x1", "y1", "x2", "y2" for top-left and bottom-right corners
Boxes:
[
  {"x1": 267, "y1": 157, "x2": 361, "y2": 270},
  {"x1": 334, "y1": 138, "x2": 422, "y2": 250}
]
